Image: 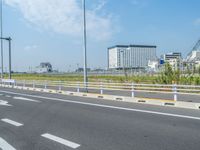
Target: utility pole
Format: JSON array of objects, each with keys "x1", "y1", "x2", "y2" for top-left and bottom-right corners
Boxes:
[
  {"x1": 82, "y1": 0, "x2": 88, "y2": 91},
  {"x1": 0, "y1": 0, "x2": 3, "y2": 79}
]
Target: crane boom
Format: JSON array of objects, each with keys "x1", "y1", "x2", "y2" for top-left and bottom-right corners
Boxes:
[{"x1": 192, "y1": 39, "x2": 200, "y2": 51}]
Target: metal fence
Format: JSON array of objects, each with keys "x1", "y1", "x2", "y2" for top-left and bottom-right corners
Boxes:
[{"x1": 1, "y1": 79, "x2": 200, "y2": 101}]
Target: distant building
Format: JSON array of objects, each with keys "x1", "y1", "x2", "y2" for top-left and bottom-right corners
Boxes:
[
  {"x1": 76, "y1": 68, "x2": 91, "y2": 72},
  {"x1": 162, "y1": 52, "x2": 182, "y2": 61},
  {"x1": 168, "y1": 59, "x2": 183, "y2": 70},
  {"x1": 161, "y1": 52, "x2": 183, "y2": 70},
  {"x1": 108, "y1": 45, "x2": 157, "y2": 70},
  {"x1": 36, "y1": 62, "x2": 53, "y2": 73}
]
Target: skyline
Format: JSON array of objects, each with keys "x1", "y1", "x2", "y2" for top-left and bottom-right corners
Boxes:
[{"x1": 1, "y1": 0, "x2": 200, "y2": 71}]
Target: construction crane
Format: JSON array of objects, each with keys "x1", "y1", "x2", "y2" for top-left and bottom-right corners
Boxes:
[
  {"x1": 192, "y1": 38, "x2": 200, "y2": 51},
  {"x1": 186, "y1": 38, "x2": 200, "y2": 62}
]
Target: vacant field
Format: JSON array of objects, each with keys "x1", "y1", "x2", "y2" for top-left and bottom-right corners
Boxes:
[
  {"x1": 3, "y1": 73, "x2": 200, "y2": 85},
  {"x1": 3, "y1": 73, "x2": 156, "y2": 84}
]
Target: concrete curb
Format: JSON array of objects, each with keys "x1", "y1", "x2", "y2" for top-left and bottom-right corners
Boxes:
[{"x1": 1, "y1": 84, "x2": 200, "y2": 110}]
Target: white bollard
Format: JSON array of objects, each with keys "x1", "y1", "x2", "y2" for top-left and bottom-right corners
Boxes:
[
  {"x1": 44, "y1": 81, "x2": 47, "y2": 89},
  {"x1": 59, "y1": 81, "x2": 62, "y2": 91},
  {"x1": 77, "y1": 82, "x2": 80, "y2": 93},
  {"x1": 100, "y1": 82, "x2": 103, "y2": 95},
  {"x1": 173, "y1": 84, "x2": 177, "y2": 101},
  {"x1": 33, "y1": 81, "x2": 35, "y2": 89},
  {"x1": 23, "y1": 80, "x2": 26, "y2": 88},
  {"x1": 131, "y1": 82, "x2": 135, "y2": 98}
]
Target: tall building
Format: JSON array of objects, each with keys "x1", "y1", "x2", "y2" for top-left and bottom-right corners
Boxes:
[{"x1": 108, "y1": 45, "x2": 157, "y2": 69}]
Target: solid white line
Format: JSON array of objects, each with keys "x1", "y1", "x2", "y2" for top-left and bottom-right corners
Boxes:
[
  {"x1": 41, "y1": 133, "x2": 80, "y2": 149},
  {"x1": 0, "y1": 137, "x2": 16, "y2": 150},
  {"x1": 1, "y1": 90, "x2": 200, "y2": 121},
  {"x1": 1, "y1": 118, "x2": 23, "y2": 127},
  {"x1": 13, "y1": 97, "x2": 40, "y2": 103}
]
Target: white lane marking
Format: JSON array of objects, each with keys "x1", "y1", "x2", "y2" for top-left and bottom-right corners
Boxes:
[
  {"x1": 1, "y1": 90, "x2": 200, "y2": 121},
  {"x1": 0, "y1": 137, "x2": 16, "y2": 150},
  {"x1": 42, "y1": 133, "x2": 80, "y2": 149},
  {"x1": 13, "y1": 96, "x2": 40, "y2": 103},
  {"x1": 0, "y1": 94, "x2": 3, "y2": 96},
  {"x1": 0, "y1": 100, "x2": 12, "y2": 106},
  {"x1": 1, "y1": 118, "x2": 23, "y2": 127},
  {"x1": 5, "y1": 95, "x2": 11, "y2": 98}
]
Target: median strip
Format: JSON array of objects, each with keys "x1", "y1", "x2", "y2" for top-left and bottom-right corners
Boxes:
[{"x1": 41, "y1": 133, "x2": 80, "y2": 149}]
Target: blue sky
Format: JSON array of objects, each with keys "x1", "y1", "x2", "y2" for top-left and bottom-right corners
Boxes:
[{"x1": 2, "y1": 0, "x2": 200, "y2": 71}]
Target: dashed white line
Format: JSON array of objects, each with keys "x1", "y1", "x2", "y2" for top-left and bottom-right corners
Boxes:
[
  {"x1": 0, "y1": 137, "x2": 16, "y2": 150},
  {"x1": 5, "y1": 95, "x2": 11, "y2": 98},
  {"x1": 13, "y1": 97, "x2": 40, "y2": 103},
  {"x1": 0, "y1": 100, "x2": 12, "y2": 106},
  {"x1": 1, "y1": 118, "x2": 23, "y2": 127},
  {"x1": 41, "y1": 133, "x2": 80, "y2": 149}
]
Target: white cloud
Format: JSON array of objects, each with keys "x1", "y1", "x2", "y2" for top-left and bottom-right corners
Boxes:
[
  {"x1": 5, "y1": 0, "x2": 116, "y2": 41},
  {"x1": 194, "y1": 18, "x2": 200, "y2": 26},
  {"x1": 24, "y1": 45, "x2": 38, "y2": 51}
]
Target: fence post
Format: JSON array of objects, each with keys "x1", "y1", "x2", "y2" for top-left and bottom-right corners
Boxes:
[
  {"x1": 33, "y1": 80, "x2": 35, "y2": 89},
  {"x1": 23, "y1": 80, "x2": 26, "y2": 88},
  {"x1": 59, "y1": 81, "x2": 62, "y2": 91},
  {"x1": 131, "y1": 82, "x2": 135, "y2": 98},
  {"x1": 44, "y1": 80, "x2": 47, "y2": 89},
  {"x1": 77, "y1": 82, "x2": 80, "y2": 93},
  {"x1": 100, "y1": 82, "x2": 103, "y2": 95},
  {"x1": 173, "y1": 84, "x2": 177, "y2": 101}
]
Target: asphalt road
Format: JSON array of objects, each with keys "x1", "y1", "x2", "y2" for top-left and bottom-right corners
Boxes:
[{"x1": 0, "y1": 87, "x2": 200, "y2": 150}]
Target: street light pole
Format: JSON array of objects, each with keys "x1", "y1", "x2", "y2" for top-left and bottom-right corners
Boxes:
[
  {"x1": 0, "y1": 0, "x2": 3, "y2": 79},
  {"x1": 0, "y1": 37, "x2": 12, "y2": 79},
  {"x1": 82, "y1": 0, "x2": 88, "y2": 91},
  {"x1": 8, "y1": 37, "x2": 11, "y2": 79}
]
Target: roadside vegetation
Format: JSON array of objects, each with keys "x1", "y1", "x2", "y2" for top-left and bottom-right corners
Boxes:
[{"x1": 3, "y1": 64, "x2": 200, "y2": 85}]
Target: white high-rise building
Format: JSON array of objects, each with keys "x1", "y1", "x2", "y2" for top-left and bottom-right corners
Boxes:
[{"x1": 108, "y1": 45, "x2": 157, "y2": 69}]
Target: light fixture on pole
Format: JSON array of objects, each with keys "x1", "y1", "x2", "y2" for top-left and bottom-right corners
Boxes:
[{"x1": 82, "y1": 0, "x2": 88, "y2": 91}]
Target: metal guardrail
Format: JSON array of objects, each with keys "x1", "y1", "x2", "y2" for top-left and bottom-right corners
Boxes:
[{"x1": 1, "y1": 79, "x2": 200, "y2": 101}]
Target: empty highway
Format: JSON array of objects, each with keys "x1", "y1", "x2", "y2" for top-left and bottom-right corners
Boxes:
[{"x1": 0, "y1": 86, "x2": 200, "y2": 150}]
